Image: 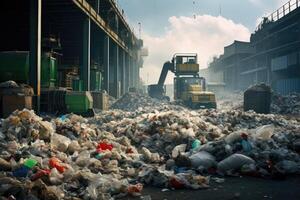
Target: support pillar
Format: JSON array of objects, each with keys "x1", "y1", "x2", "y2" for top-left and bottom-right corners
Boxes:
[
  {"x1": 129, "y1": 57, "x2": 133, "y2": 88},
  {"x1": 109, "y1": 43, "x2": 119, "y2": 98},
  {"x1": 137, "y1": 61, "x2": 140, "y2": 89},
  {"x1": 115, "y1": 45, "x2": 119, "y2": 97},
  {"x1": 29, "y1": 0, "x2": 42, "y2": 113},
  {"x1": 103, "y1": 35, "x2": 110, "y2": 93},
  {"x1": 133, "y1": 59, "x2": 137, "y2": 88},
  {"x1": 122, "y1": 50, "x2": 126, "y2": 95},
  {"x1": 117, "y1": 46, "x2": 122, "y2": 97},
  {"x1": 81, "y1": 17, "x2": 91, "y2": 91},
  {"x1": 125, "y1": 53, "x2": 130, "y2": 92}
]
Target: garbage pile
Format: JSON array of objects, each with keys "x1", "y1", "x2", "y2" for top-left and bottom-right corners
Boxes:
[
  {"x1": 217, "y1": 92, "x2": 243, "y2": 111},
  {"x1": 111, "y1": 92, "x2": 175, "y2": 112},
  {"x1": 271, "y1": 93, "x2": 300, "y2": 115},
  {"x1": 108, "y1": 95, "x2": 117, "y2": 108},
  {"x1": 217, "y1": 90, "x2": 300, "y2": 116},
  {"x1": 0, "y1": 92, "x2": 300, "y2": 199},
  {"x1": 0, "y1": 80, "x2": 34, "y2": 95}
]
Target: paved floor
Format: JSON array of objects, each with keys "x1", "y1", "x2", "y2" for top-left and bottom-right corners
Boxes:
[{"x1": 122, "y1": 176, "x2": 300, "y2": 200}]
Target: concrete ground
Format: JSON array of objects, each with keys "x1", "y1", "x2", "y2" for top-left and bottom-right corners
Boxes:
[{"x1": 123, "y1": 176, "x2": 300, "y2": 200}]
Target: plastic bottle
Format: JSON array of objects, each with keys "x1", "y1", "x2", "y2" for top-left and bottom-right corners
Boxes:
[
  {"x1": 191, "y1": 139, "x2": 201, "y2": 150},
  {"x1": 240, "y1": 133, "x2": 252, "y2": 152},
  {"x1": 241, "y1": 140, "x2": 252, "y2": 152}
]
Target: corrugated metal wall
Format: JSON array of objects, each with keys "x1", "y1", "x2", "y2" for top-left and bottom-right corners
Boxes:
[{"x1": 275, "y1": 78, "x2": 300, "y2": 95}]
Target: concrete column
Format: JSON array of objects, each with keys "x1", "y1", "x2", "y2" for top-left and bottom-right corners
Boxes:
[
  {"x1": 81, "y1": 17, "x2": 91, "y2": 91},
  {"x1": 109, "y1": 42, "x2": 119, "y2": 98},
  {"x1": 137, "y1": 61, "x2": 140, "y2": 89},
  {"x1": 117, "y1": 47, "x2": 122, "y2": 97},
  {"x1": 125, "y1": 53, "x2": 130, "y2": 92},
  {"x1": 129, "y1": 56, "x2": 133, "y2": 88},
  {"x1": 122, "y1": 50, "x2": 126, "y2": 94},
  {"x1": 133, "y1": 59, "x2": 137, "y2": 88},
  {"x1": 29, "y1": 0, "x2": 42, "y2": 113},
  {"x1": 103, "y1": 35, "x2": 110, "y2": 93},
  {"x1": 115, "y1": 45, "x2": 119, "y2": 98}
]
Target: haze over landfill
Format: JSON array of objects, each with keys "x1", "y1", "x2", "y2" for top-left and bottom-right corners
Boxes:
[{"x1": 119, "y1": 0, "x2": 289, "y2": 84}]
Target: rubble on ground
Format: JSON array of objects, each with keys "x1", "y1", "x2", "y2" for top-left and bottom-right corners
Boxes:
[
  {"x1": 0, "y1": 92, "x2": 300, "y2": 199},
  {"x1": 108, "y1": 95, "x2": 117, "y2": 108},
  {"x1": 271, "y1": 93, "x2": 300, "y2": 115},
  {"x1": 218, "y1": 91, "x2": 300, "y2": 116},
  {"x1": 217, "y1": 92, "x2": 243, "y2": 111}
]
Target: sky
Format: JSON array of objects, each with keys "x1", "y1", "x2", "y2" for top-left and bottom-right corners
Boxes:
[{"x1": 117, "y1": 0, "x2": 288, "y2": 84}]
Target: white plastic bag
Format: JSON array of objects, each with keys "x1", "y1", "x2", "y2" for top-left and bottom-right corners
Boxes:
[
  {"x1": 224, "y1": 130, "x2": 247, "y2": 144},
  {"x1": 172, "y1": 144, "x2": 187, "y2": 158},
  {"x1": 51, "y1": 133, "x2": 71, "y2": 152},
  {"x1": 255, "y1": 124, "x2": 275, "y2": 140},
  {"x1": 189, "y1": 151, "x2": 216, "y2": 169},
  {"x1": 218, "y1": 154, "x2": 255, "y2": 172}
]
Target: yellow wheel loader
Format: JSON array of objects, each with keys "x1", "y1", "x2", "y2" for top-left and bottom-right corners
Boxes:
[{"x1": 148, "y1": 53, "x2": 216, "y2": 109}]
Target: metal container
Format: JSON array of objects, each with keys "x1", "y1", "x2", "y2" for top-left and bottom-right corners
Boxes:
[
  {"x1": 0, "y1": 85, "x2": 33, "y2": 117},
  {"x1": 41, "y1": 54, "x2": 57, "y2": 88},
  {"x1": 90, "y1": 70, "x2": 102, "y2": 91},
  {"x1": 72, "y1": 79, "x2": 83, "y2": 91},
  {"x1": 2, "y1": 95, "x2": 32, "y2": 118},
  {"x1": 65, "y1": 91, "x2": 93, "y2": 113},
  {"x1": 244, "y1": 85, "x2": 271, "y2": 114},
  {"x1": 91, "y1": 91, "x2": 109, "y2": 111},
  {"x1": 0, "y1": 51, "x2": 29, "y2": 83},
  {"x1": 0, "y1": 51, "x2": 57, "y2": 88}
]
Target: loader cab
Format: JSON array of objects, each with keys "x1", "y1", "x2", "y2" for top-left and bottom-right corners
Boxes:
[
  {"x1": 173, "y1": 54, "x2": 197, "y2": 65},
  {"x1": 173, "y1": 54, "x2": 199, "y2": 75}
]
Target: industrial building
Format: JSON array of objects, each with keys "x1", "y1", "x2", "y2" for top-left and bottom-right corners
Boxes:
[
  {"x1": 0, "y1": 0, "x2": 145, "y2": 114},
  {"x1": 207, "y1": 0, "x2": 300, "y2": 94}
]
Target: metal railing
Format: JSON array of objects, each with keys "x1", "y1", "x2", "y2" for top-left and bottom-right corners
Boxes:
[
  {"x1": 112, "y1": 0, "x2": 138, "y2": 37},
  {"x1": 256, "y1": 0, "x2": 300, "y2": 31}
]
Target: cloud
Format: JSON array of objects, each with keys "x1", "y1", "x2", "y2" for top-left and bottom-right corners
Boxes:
[
  {"x1": 141, "y1": 15, "x2": 250, "y2": 84},
  {"x1": 249, "y1": 0, "x2": 288, "y2": 7},
  {"x1": 249, "y1": 0, "x2": 264, "y2": 7}
]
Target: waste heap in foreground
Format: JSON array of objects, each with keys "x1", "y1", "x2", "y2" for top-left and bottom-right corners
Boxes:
[{"x1": 0, "y1": 92, "x2": 299, "y2": 200}]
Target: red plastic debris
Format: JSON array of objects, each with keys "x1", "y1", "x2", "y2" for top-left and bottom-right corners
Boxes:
[
  {"x1": 241, "y1": 132, "x2": 248, "y2": 139},
  {"x1": 31, "y1": 169, "x2": 51, "y2": 181},
  {"x1": 127, "y1": 183, "x2": 143, "y2": 195},
  {"x1": 49, "y1": 157, "x2": 66, "y2": 173},
  {"x1": 169, "y1": 177, "x2": 185, "y2": 189},
  {"x1": 97, "y1": 142, "x2": 113, "y2": 153}
]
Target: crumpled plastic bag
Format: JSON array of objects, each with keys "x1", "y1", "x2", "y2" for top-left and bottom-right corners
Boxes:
[
  {"x1": 170, "y1": 173, "x2": 209, "y2": 190},
  {"x1": 275, "y1": 160, "x2": 300, "y2": 174},
  {"x1": 51, "y1": 133, "x2": 71, "y2": 152},
  {"x1": 255, "y1": 124, "x2": 275, "y2": 140},
  {"x1": 189, "y1": 151, "x2": 216, "y2": 169},
  {"x1": 141, "y1": 147, "x2": 161, "y2": 162},
  {"x1": 224, "y1": 130, "x2": 248, "y2": 144},
  {"x1": 218, "y1": 154, "x2": 255, "y2": 173},
  {"x1": 172, "y1": 144, "x2": 187, "y2": 158}
]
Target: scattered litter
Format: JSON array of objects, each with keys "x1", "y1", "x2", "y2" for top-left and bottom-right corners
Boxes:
[{"x1": 0, "y1": 91, "x2": 299, "y2": 199}]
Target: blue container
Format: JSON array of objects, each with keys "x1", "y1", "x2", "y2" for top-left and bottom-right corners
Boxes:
[{"x1": 12, "y1": 165, "x2": 31, "y2": 177}]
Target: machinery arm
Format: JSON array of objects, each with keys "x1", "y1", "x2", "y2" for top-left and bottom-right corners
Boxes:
[{"x1": 158, "y1": 61, "x2": 173, "y2": 86}]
